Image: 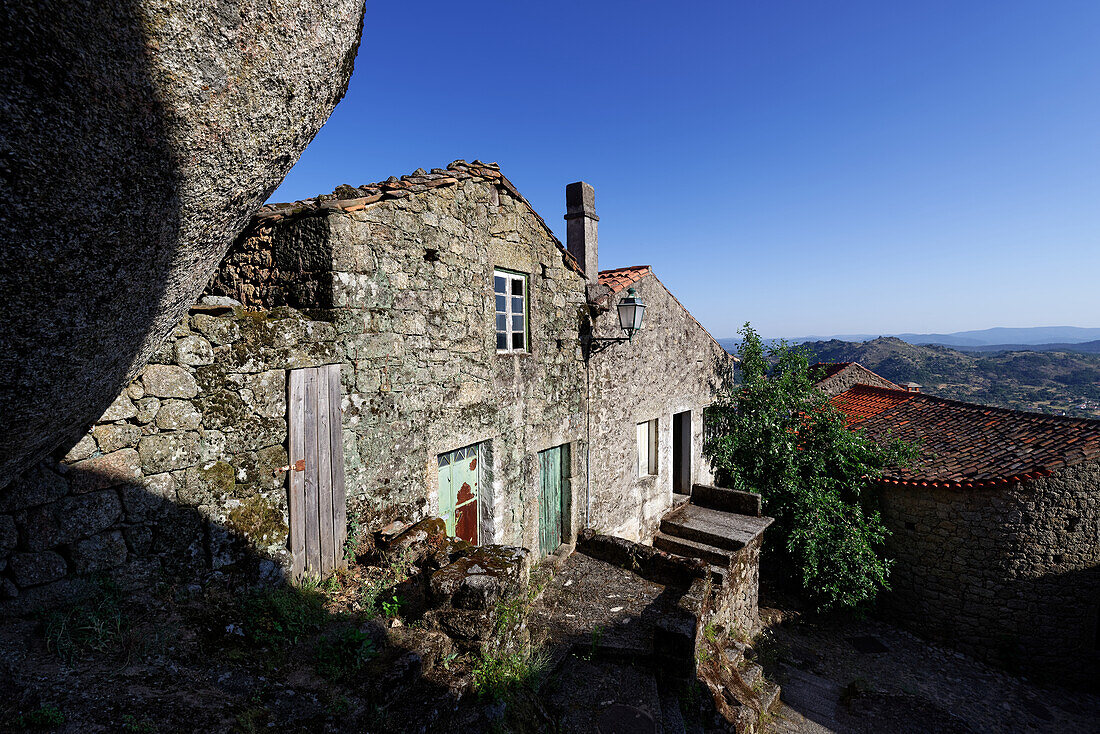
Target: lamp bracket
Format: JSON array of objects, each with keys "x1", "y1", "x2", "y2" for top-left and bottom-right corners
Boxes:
[{"x1": 581, "y1": 334, "x2": 632, "y2": 359}]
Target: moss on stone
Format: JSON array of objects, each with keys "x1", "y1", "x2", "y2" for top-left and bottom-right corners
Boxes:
[
  {"x1": 196, "y1": 389, "x2": 250, "y2": 429},
  {"x1": 198, "y1": 460, "x2": 236, "y2": 496},
  {"x1": 228, "y1": 493, "x2": 288, "y2": 547}
]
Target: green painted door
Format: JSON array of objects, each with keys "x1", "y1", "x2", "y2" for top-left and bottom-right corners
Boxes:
[
  {"x1": 438, "y1": 444, "x2": 481, "y2": 544},
  {"x1": 538, "y1": 444, "x2": 570, "y2": 556}
]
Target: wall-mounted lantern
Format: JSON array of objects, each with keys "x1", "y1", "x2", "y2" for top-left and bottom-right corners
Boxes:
[
  {"x1": 583, "y1": 287, "x2": 646, "y2": 358},
  {"x1": 617, "y1": 287, "x2": 646, "y2": 340}
]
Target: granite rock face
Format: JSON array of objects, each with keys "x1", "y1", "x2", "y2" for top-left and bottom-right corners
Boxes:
[{"x1": 0, "y1": 0, "x2": 365, "y2": 485}]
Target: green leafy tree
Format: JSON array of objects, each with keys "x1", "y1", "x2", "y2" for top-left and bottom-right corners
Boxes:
[{"x1": 704, "y1": 324, "x2": 918, "y2": 612}]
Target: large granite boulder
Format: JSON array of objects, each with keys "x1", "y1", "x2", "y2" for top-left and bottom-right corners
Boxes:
[{"x1": 0, "y1": 0, "x2": 365, "y2": 485}]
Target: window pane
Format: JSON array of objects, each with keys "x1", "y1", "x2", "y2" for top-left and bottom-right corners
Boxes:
[
  {"x1": 511, "y1": 277, "x2": 524, "y2": 296},
  {"x1": 496, "y1": 332, "x2": 508, "y2": 350},
  {"x1": 512, "y1": 296, "x2": 524, "y2": 314},
  {"x1": 511, "y1": 314, "x2": 524, "y2": 332},
  {"x1": 494, "y1": 275, "x2": 506, "y2": 294},
  {"x1": 496, "y1": 314, "x2": 507, "y2": 331},
  {"x1": 636, "y1": 423, "x2": 648, "y2": 476},
  {"x1": 495, "y1": 295, "x2": 506, "y2": 312},
  {"x1": 512, "y1": 331, "x2": 525, "y2": 350}
]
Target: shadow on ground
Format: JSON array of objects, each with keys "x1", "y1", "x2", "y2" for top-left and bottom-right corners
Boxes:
[
  {"x1": 0, "y1": 461, "x2": 520, "y2": 733},
  {"x1": 755, "y1": 586, "x2": 1100, "y2": 734}
]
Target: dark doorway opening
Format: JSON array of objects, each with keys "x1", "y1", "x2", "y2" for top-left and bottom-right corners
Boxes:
[{"x1": 672, "y1": 410, "x2": 691, "y2": 495}]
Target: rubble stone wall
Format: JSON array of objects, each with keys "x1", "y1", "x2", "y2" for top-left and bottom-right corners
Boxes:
[
  {"x1": 712, "y1": 536, "x2": 764, "y2": 637},
  {"x1": 880, "y1": 463, "x2": 1100, "y2": 687},
  {"x1": 215, "y1": 176, "x2": 591, "y2": 551},
  {"x1": 587, "y1": 275, "x2": 729, "y2": 541},
  {"x1": 0, "y1": 306, "x2": 339, "y2": 613}
]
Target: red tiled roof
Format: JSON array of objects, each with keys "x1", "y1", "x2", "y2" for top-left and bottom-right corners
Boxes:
[
  {"x1": 831, "y1": 384, "x2": 912, "y2": 423},
  {"x1": 598, "y1": 265, "x2": 651, "y2": 294},
  {"x1": 251, "y1": 160, "x2": 584, "y2": 276},
  {"x1": 831, "y1": 384, "x2": 1100, "y2": 488}
]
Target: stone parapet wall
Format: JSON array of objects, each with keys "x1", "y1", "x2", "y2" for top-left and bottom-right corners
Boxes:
[
  {"x1": 0, "y1": 306, "x2": 339, "y2": 612},
  {"x1": 880, "y1": 463, "x2": 1100, "y2": 687},
  {"x1": 710, "y1": 535, "x2": 764, "y2": 637}
]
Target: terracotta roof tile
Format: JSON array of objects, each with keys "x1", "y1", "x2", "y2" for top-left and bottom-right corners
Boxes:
[
  {"x1": 830, "y1": 384, "x2": 1100, "y2": 489},
  {"x1": 252, "y1": 160, "x2": 584, "y2": 276},
  {"x1": 831, "y1": 384, "x2": 912, "y2": 422},
  {"x1": 598, "y1": 265, "x2": 651, "y2": 294}
]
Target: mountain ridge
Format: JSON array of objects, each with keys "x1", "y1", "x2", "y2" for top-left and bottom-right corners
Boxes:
[
  {"x1": 742, "y1": 336, "x2": 1100, "y2": 419},
  {"x1": 726, "y1": 325, "x2": 1100, "y2": 348}
]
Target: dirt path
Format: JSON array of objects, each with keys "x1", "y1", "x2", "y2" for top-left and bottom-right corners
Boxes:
[{"x1": 758, "y1": 610, "x2": 1100, "y2": 734}]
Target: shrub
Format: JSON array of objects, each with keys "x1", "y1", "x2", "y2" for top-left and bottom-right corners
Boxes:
[
  {"x1": 8, "y1": 704, "x2": 65, "y2": 730},
  {"x1": 315, "y1": 627, "x2": 377, "y2": 681},
  {"x1": 471, "y1": 645, "x2": 549, "y2": 701},
  {"x1": 704, "y1": 323, "x2": 917, "y2": 612},
  {"x1": 42, "y1": 582, "x2": 126, "y2": 663},
  {"x1": 241, "y1": 587, "x2": 327, "y2": 648}
]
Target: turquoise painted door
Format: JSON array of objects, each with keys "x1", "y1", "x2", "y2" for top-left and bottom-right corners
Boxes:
[
  {"x1": 538, "y1": 444, "x2": 570, "y2": 556},
  {"x1": 438, "y1": 444, "x2": 481, "y2": 544}
]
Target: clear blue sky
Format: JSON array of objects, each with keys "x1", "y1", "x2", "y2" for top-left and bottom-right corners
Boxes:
[{"x1": 270, "y1": 1, "x2": 1100, "y2": 340}]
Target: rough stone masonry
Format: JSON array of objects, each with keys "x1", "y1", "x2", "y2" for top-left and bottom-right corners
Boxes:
[{"x1": 0, "y1": 0, "x2": 365, "y2": 486}]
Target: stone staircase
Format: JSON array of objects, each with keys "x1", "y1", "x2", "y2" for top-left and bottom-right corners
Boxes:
[
  {"x1": 654, "y1": 489, "x2": 772, "y2": 588},
  {"x1": 653, "y1": 486, "x2": 782, "y2": 732}
]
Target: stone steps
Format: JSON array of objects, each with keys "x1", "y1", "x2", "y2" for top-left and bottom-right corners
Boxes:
[
  {"x1": 659, "y1": 504, "x2": 769, "y2": 553},
  {"x1": 659, "y1": 687, "x2": 688, "y2": 734},
  {"x1": 653, "y1": 531, "x2": 736, "y2": 568}
]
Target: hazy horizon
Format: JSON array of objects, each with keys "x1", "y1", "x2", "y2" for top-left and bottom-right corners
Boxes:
[{"x1": 720, "y1": 324, "x2": 1100, "y2": 343}]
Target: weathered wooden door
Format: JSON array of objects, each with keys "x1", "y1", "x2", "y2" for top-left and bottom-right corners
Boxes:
[
  {"x1": 438, "y1": 443, "x2": 481, "y2": 544},
  {"x1": 538, "y1": 444, "x2": 570, "y2": 556},
  {"x1": 288, "y1": 364, "x2": 347, "y2": 580}
]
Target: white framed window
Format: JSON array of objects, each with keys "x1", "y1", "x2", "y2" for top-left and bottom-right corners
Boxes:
[
  {"x1": 494, "y1": 270, "x2": 528, "y2": 353},
  {"x1": 636, "y1": 419, "x2": 658, "y2": 476}
]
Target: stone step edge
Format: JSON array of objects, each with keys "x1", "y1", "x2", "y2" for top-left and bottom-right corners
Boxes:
[
  {"x1": 658, "y1": 515, "x2": 749, "y2": 553},
  {"x1": 653, "y1": 531, "x2": 736, "y2": 567}
]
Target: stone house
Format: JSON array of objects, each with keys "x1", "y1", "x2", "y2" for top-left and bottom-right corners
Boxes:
[
  {"x1": 811, "y1": 361, "x2": 901, "y2": 396},
  {"x1": 827, "y1": 377, "x2": 1100, "y2": 688},
  {"x1": 0, "y1": 160, "x2": 729, "y2": 609}
]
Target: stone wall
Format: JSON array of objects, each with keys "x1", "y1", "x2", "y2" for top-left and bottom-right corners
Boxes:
[
  {"x1": 815, "y1": 363, "x2": 899, "y2": 397},
  {"x1": 880, "y1": 463, "x2": 1100, "y2": 687},
  {"x1": 0, "y1": 162, "x2": 737, "y2": 611},
  {"x1": 587, "y1": 274, "x2": 729, "y2": 540},
  {"x1": 0, "y1": 305, "x2": 339, "y2": 612},
  {"x1": 213, "y1": 173, "x2": 591, "y2": 552}
]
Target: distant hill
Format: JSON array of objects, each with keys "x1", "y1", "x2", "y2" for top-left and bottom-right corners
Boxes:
[
  {"x1": 796, "y1": 337, "x2": 1100, "y2": 418},
  {"x1": 760, "y1": 326, "x2": 1100, "y2": 348},
  {"x1": 718, "y1": 336, "x2": 1100, "y2": 419},
  {"x1": 952, "y1": 339, "x2": 1100, "y2": 354}
]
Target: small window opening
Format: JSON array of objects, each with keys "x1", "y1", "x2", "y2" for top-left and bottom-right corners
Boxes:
[
  {"x1": 1053, "y1": 554, "x2": 1064, "y2": 564},
  {"x1": 494, "y1": 270, "x2": 528, "y2": 353},
  {"x1": 1068, "y1": 516, "x2": 1080, "y2": 532},
  {"x1": 636, "y1": 419, "x2": 658, "y2": 476},
  {"x1": 424, "y1": 248, "x2": 440, "y2": 262},
  {"x1": 905, "y1": 521, "x2": 916, "y2": 531}
]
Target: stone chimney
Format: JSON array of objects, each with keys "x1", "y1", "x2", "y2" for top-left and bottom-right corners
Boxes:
[{"x1": 565, "y1": 181, "x2": 599, "y2": 285}]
